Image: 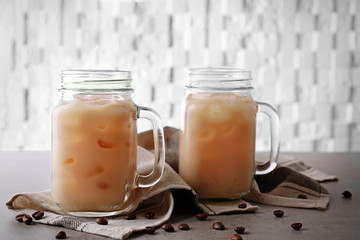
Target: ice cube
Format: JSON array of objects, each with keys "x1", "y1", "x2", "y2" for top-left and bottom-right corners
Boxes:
[
  {"x1": 208, "y1": 103, "x2": 223, "y2": 115},
  {"x1": 61, "y1": 115, "x2": 81, "y2": 127},
  {"x1": 197, "y1": 129, "x2": 216, "y2": 142},
  {"x1": 63, "y1": 158, "x2": 75, "y2": 164},
  {"x1": 61, "y1": 134, "x2": 82, "y2": 144},
  {"x1": 86, "y1": 165, "x2": 105, "y2": 177},
  {"x1": 98, "y1": 139, "x2": 117, "y2": 149},
  {"x1": 96, "y1": 121, "x2": 107, "y2": 129},
  {"x1": 97, "y1": 182, "x2": 109, "y2": 190}
]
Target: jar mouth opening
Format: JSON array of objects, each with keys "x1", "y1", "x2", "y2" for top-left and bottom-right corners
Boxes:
[
  {"x1": 61, "y1": 69, "x2": 131, "y2": 80},
  {"x1": 60, "y1": 69, "x2": 133, "y2": 93},
  {"x1": 187, "y1": 67, "x2": 252, "y2": 90},
  {"x1": 189, "y1": 68, "x2": 251, "y2": 79}
]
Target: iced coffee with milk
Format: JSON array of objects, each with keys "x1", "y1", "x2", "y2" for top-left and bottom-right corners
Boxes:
[
  {"x1": 51, "y1": 69, "x2": 166, "y2": 216},
  {"x1": 179, "y1": 92, "x2": 257, "y2": 199},
  {"x1": 51, "y1": 95, "x2": 137, "y2": 212}
]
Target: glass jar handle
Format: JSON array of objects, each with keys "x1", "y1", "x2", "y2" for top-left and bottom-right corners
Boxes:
[
  {"x1": 136, "y1": 106, "x2": 165, "y2": 187},
  {"x1": 255, "y1": 102, "x2": 280, "y2": 175}
]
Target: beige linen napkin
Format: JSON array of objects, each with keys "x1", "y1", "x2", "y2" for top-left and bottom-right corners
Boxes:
[{"x1": 273, "y1": 154, "x2": 338, "y2": 182}]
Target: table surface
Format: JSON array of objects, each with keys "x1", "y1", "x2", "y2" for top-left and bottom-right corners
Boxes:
[{"x1": 0, "y1": 152, "x2": 359, "y2": 240}]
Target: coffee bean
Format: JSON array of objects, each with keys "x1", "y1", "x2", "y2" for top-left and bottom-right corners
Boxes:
[
  {"x1": 234, "y1": 226, "x2": 245, "y2": 234},
  {"x1": 273, "y1": 210, "x2": 284, "y2": 217},
  {"x1": 15, "y1": 214, "x2": 26, "y2": 222},
  {"x1": 32, "y1": 211, "x2": 44, "y2": 220},
  {"x1": 145, "y1": 226, "x2": 156, "y2": 234},
  {"x1": 56, "y1": 230, "x2": 67, "y2": 239},
  {"x1": 96, "y1": 217, "x2": 108, "y2": 225},
  {"x1": 162, "y1": 223, "x2": 174, "y2": 232},
  {"x1": 124, "y1": 213, "x2": 136, "y2": 220},
  {"x1": 23, "y1": 215, "x2": 32, "y2": 225},
  {"x1": 342, "y1": 190, "x2": 352, "y2": 198},
  {"x1": 178, "y1": 223, "x2": 190, "y2": 231},
  {"x1": 297, "y1": 194, "x2": 307, "y2": 199},
  {"x1": 195, "y1": 213, "x2": 207, "y2": 221},
  {"x1": 238, "y1": 203, "x2": 247, "y2": 209},
  {"x1": 212, "y1": 222, "x2": 225, "y2": 230},
  {"x1": 145, "y1": 211, "x2": 155, "y2": 219},
  {"x1": 291, "y1": 222, "x2": 302, "y2": 230},
  {"x1": 231, "y1": 234, "x2": 243, "y2": 240}
]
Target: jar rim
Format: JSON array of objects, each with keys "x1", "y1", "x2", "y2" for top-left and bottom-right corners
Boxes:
[
  {"x1": 186, "y1": 67, "x2": 252, "y2": 91},
  {"x1": 61, "y1": 69, "x2": 131, "y2": 80},
  {"x1": 60, "y1": 69, "x2": 133, "y2": 93},
  {"x1": 189, "y1": 67, "x2": 251, "y2": 79}
]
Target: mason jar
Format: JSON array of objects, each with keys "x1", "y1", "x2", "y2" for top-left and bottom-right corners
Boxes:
[
  {"x1": 179, "y1": 68, "x2": 280, "y2": 199},
  {"x1": 51, "y1": 69, "x2": 165, "y2": 216}
]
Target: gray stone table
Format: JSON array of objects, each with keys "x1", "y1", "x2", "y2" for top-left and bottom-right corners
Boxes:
[{"x1": 0, "y1": 152, "x2": 359, "y2": 239}]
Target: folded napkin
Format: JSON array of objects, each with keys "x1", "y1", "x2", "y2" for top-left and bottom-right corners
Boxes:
[{"x1": 271, "y1": 154, "x2": 338, "y2": 182}]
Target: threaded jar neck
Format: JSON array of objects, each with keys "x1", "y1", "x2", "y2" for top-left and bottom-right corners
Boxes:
[
  {"x1": 60, "y1": 69, "x2": 133, "y2": 94},
  {"x1": 186, "y1": 68, "x2": 253, "y2": 92}
]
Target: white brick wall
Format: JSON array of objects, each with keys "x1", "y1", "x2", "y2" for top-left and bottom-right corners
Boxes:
[{"x1": 0, "y1": 0, "x2": 359, "y2": 152}]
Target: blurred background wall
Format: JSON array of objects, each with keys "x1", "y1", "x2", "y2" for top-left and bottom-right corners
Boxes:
[{"x1": 0, "y1": 0, "x2": 359, "y2": 151}]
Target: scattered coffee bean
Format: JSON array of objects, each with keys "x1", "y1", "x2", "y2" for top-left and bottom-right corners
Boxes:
[
  {"x1": 145, "y1": 226, "x2": 156, "y2": 234},
  {"x1": 55, "y1": 230, "x2": 67, "y2": 239},
  {"x1": 162, "y1": 224, "x2": 174, "y2": 232},
  {"x1": 32, "y1": 211, "x2": 44, "y2": 220},
  {"x1": 195, "y1": 213, "x2": 207, "y2": 221},
  {"x1": 212, "y1": 222, "x2": 225, "y2": 230},
  {"x1": 23, "y1": 215, "x2": 32, "y2": 225},
  {"x1": 238, "y1": 203, "x2": 247, "y2": 209},
  {"x1": 178, "y1": 223, "x2": 190, "y2": 231},
  {"x1": 96, "y1": 217, "x2": 108, "y2": 225},
  {"x1": 273, "y1": 210, "x2": 284, "y2": 217},
  {"x1": 124, "y1": 213, "x2": 136, "y2": 220},
  {"x1": 291, "y1": 222, "x2": 302, "y2": 230},
  {"x1": 15, "y1": 214, "x2": 26, "y2": 222},
  {"x1": 234, "y1": 226, "x2": 245, "y2": 234},
  {"x1": 297, "y1": 194, "x2": 307, "y2": 199},
  {"x1": 231, "y1": 234, "x2": 243, "y2": 240},
  {"x1": 342, "y1": 190, "x2": 352, "y2": 198},
  {"x1": 145, "y1": 211, "x2": 155, "y2": 219}
]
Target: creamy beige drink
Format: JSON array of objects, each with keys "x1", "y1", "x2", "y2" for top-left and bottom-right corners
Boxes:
[
  {"x1": 179, "y1": 93, "x2": 257, "y2": 199},
  {"x1": 51, "y1": 95, "x2": 137, "y2": 212}
]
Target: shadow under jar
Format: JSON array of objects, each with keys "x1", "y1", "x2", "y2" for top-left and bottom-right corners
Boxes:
[
  {"x1": 179, "y1": 68, "x2": 280, "y2": 199},
  {"x1": 51, "y1": 70, "x2": 165, "y2": 217}
]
